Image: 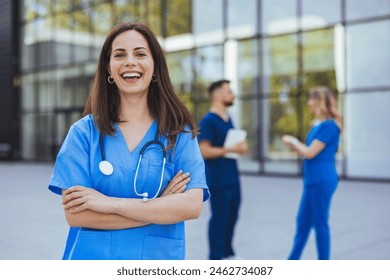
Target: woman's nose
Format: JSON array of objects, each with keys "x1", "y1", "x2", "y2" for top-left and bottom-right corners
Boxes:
[{"x1": 124, "y1": 56, "x2": 137, "y2": 66}]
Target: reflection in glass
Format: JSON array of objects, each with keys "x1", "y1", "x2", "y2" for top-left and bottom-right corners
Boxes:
[
  {"x1": 22, "y1": 20, "x2": 37, "y2": 71},
  {"x1": 36, "y1": 113, "x2": 54, "y2": 160},
  {"x1": 236, "y1": 99, "x2": 261, "y2": 173},
  {"x1": 146, "y1": 0, "x2": 162, "y2": 36},
  {"x1": 166, "y1": 0, "x2": 192, "y2": 37},
  {"x1": 346, "y1": 20, "x2": 390, "y2": 89},
  {"x1": 263, "y1": 97, "x2": 299, "y2": 174},
  {"x1": 227, "y1": 0, "x2": 257, "y2": 38},
  {"x1": 91, "y1": 2, "x2": 113, "y2": 58},
  {"x1": 193, "y1": 45, "x2": 224, "y2": 98},
  {"x1": 237, "y1": 39, "x2": 259, "y2": 97},
  {"x1": 21, "y1": 74, "x2": 36, "y2": 110},
  {"x1": 55, "y1": 68, "x2": 82, "y2": 109},
  {"x1": 302, "y1": 28, "x2": 337, "y2": 99},
  {"x1": 192, "y1": 0, "x2": 224, "y2": 45},
  {"x1": 262, "y1": 35, "x2": 298, "y2": 95},
  {"x1": 166, "y1": 51, "x2": 194, "y2": 113},
  {"x1": 346, "y1": 0, "x2": 390, "y2": 21},
  {"x1": 54, "y1": 14, "x2": 73, "y2": 66},
  {"x1": 261, "y1": 0, "x2": 298, "y2": 35},
  {"x1": 72, "y1": 9, "x2": 93, "y2": 63},
  {"x1": 301, "y1": 0, "x2": 341, "y2": 29},
  {"x1": 21, "y1": 114, "x2": 36, "y2": 159},
  {"x1": 345, "y1": 92, "x2": 390, "y2": 178},
  {"x1": 38, "y1": 71, "x2": 56, "y2": 110}
]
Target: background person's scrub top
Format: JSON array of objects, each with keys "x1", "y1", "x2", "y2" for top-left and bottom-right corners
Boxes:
[{"x1": 48, "y1": 114, "x2": 209, "y2": 260}]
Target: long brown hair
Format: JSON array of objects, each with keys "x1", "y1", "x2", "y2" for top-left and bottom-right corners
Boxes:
[
  {"x1": 308, "y1": 86, "x2": 343, "y2": 130},
  {"x1": 83, "y1": 22, "x2": 197, "y2": 150}
]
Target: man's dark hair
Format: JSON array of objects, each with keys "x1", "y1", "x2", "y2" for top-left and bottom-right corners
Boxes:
[{"x1": 208, "y1": 79, "x2": 230, "y2": 96}]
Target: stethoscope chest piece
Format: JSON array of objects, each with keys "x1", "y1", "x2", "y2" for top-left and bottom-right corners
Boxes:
[{"x1": 99, "y1": 160, "x2": 114, "y2": 176}]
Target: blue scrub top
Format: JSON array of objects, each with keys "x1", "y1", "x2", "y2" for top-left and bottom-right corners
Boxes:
[
  {"x1": 198, "y1": 112, "x2": 240, "y2": 189},
  {"x1": 303, "y1": 119, "x2": 340, "y2": 186},
  {"x1": 48, "y1": 114, "x2": 209, "y2": 260}
]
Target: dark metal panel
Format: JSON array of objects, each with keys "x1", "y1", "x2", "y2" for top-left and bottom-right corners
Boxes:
[{"x1": 0, "y1": 0, "x2": 19, "y2": 160}]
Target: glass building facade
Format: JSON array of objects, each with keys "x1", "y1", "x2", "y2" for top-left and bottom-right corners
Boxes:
[{"x1": 17, "y1": 0, "x2": 390, "y2": 180}]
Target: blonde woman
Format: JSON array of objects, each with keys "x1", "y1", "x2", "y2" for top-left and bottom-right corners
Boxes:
[{"x1": 282, "y1": 86, "x2": 342, "y2": 260}]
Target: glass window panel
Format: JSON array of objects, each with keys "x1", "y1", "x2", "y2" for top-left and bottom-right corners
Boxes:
[
  {"x1": 166, "y1": 51, "x2": 195, "y2": 113},
  {"x1": 302, "y1": 29, "x2": 338, "y2": 93},
  {"x1": 91, "y1": 3, "x2": 113, "y2": 36},
  {"x1": 36, "y1": 113, "x2": 55, "y2": 160},
  {"x1": 236, "y1": 39, "x2": 259, "y2": 97},
  {"x1": 38, "y1": 17, "x2": 55, "y2": 68},
  {"x1": 21, "y1": 114, "x2": 36, "y2": 160},
  {"x1": 193, "y1": 45, "x2": 224, "y2": 99},
  {"x1": 301, "y1": 0, "x2": 341, "y2": 30},
  {"x1": 54, "y1": 14, "x2": 73, "y2": 66},
  {"x1": 70, "y1": 0, "x2": 90, "y2": 11},
  {"x1": 36, "y1": 0, "x2": 53, "y2": 16},
  {"x1": 345, "y1": 92, "x2": 390, "y2": 179},
  {"x1": 23, "y1": 0, "x2": 38, "y2": 22},
  {"x1": 235, "y1": 98, "x2": 261, "y2": 173},
  {"x1": 262, "y1": 35, "x2": 298, "y2": 95},
  {"x1": 263, "y1": 97, "x2": 300, "y2": 174},
  {"x1": 37, "y1": 72, "x2": 56, "y2": 110},
  {"x1": 193, "y1": 0, "x2": 224, "y2": 45},
  {"x1": 261, "y1": 0, "x2": 298, "y2": 35},
  {"x1": 21, "y1": 21, "x2": 37, "y2": 71},
  {"x1": 166, "y1": 0, "x2": 192, "y2": 37},
  {"x1": 52, "y1": 0, "x2": 71, "y2": 14},
  {"x1": 72, "y1": 9, "x2": 93, "y2": 63},
  {"x1": 21, "y1": 74, "x2": 36, "y2": 110},
  {"x1": 346, "y1": 0, "x2": 390, "y2": 21},
  {"x1": 146, "y1": 0, "x2": 162, "y2": 37},
  {"x1": 55, "y1": 68, "x2": 82, "y2": 108},
  {"x1": 74, "y1": 75, "x2": 94, "y2": 108},
  {"x1": 227, "y1": 0, "x2": 257, "y2": 39},
  {"x1": 346, "y1": 20, "x2": 390, "y2": 89},
  {"x1": 90, "y1": 3, "x2": 113, "y2": 59}
]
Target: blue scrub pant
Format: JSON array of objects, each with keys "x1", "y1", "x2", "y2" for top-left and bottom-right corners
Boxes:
[
  {"x1": 208, "y1": 185, "x2": 241, "y2": 260},
  {"x1": 288, "y1": 181, "x2": 337, "y2": 260}
]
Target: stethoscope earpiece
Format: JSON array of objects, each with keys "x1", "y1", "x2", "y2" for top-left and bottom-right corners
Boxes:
[{"x1": 99, "y1": 160, "x2": 114, "y2": 176}]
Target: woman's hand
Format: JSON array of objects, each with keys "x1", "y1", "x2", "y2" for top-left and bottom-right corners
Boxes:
[
  {"x1": 160, "y1": 170, "x2": 190, "y2": 197},
  {"x1": 62, "y1": 186, "x2": 115, "y2": 214},
  {"x1": 282, "y1": 135, "x2": 299, "y2": 148}
]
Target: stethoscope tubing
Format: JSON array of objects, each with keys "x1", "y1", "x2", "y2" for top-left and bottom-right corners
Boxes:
[{"x1": 99, "y1": 129, "x2": 167, "y2": 202}]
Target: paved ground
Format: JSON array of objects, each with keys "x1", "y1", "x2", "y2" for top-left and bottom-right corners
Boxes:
[{"x1": 1, "y1": 162, "x2": 389, "y2": 260}]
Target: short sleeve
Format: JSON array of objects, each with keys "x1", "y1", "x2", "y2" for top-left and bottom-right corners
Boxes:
[
  {"x1": 48, "y1": 124, "x2": 93, "y2": 195},
  {"x1": 173, "y1": 131, "x2": 209, "y2": 202},
  {"x1": 198, "y1": 116, "x2": 214, "y2": 143},
  {"x1": 315, "y1": 120, "x2": 340, "y2": 145}
]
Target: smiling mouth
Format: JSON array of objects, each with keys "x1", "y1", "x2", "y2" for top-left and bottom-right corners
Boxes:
[{"x1": 121, "y1": 72, "x2": 142, "y2": 81}]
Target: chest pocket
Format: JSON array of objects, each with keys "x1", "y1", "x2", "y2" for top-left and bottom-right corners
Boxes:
[{"x1": 134, "y1": 146, "x2": 174, "y2": 198}]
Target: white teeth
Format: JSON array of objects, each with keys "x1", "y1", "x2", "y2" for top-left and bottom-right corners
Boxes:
[{"x1": 122, "y1": 72, "x2": 141, "y2": 78}]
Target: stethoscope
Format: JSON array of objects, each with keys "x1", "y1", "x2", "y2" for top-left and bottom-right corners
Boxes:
[{"x1": 99, "y1": 129, "x2": 166, "y2": 202}]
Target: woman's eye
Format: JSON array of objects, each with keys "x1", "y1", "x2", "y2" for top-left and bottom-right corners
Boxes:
[
  {"x1": 136, "y1": 52, "x2": 146, "y2": 57},
  {"x1": 114, "y1": 53, "x2": 125, "y2": 58}
]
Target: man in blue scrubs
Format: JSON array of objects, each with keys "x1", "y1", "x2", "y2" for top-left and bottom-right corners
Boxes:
[{"x1": 198, "y1": 80, "x2": 247, "y2": 260}]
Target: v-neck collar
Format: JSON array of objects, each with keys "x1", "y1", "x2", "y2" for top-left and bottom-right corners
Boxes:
[{"x1": 114, "y1": 120, "x2": 157, "y2": 157}]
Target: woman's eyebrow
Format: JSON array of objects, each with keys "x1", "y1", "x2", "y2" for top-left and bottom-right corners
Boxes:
[{"x1": 112, "y1": 47, "x2": 148, "y2": 52}]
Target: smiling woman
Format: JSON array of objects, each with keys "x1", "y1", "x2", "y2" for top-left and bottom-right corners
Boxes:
[{"x1": 48, "y1": 22, "x2": 209, "y2": 260}]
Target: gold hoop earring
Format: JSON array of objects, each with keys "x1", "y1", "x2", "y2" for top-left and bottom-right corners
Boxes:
[
  {"x1": 107, "y1": 76, "x2": 115, "y2": 84},
  {"x1": 152, "y1": 74, "x2": 157, "y2": 83}
]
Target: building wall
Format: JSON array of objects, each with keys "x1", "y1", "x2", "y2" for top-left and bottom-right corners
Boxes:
[
  {"x1": 0, "y1": 0, "x2": 20, "y2": 159},
  {"x1": 15, "y1": 0, "x2": 390, "y2": 181}
]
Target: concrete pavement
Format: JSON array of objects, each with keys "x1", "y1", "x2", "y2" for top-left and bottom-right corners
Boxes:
[{"x1": 1, "y1": 162, "x2": 389, "y2": 260}]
